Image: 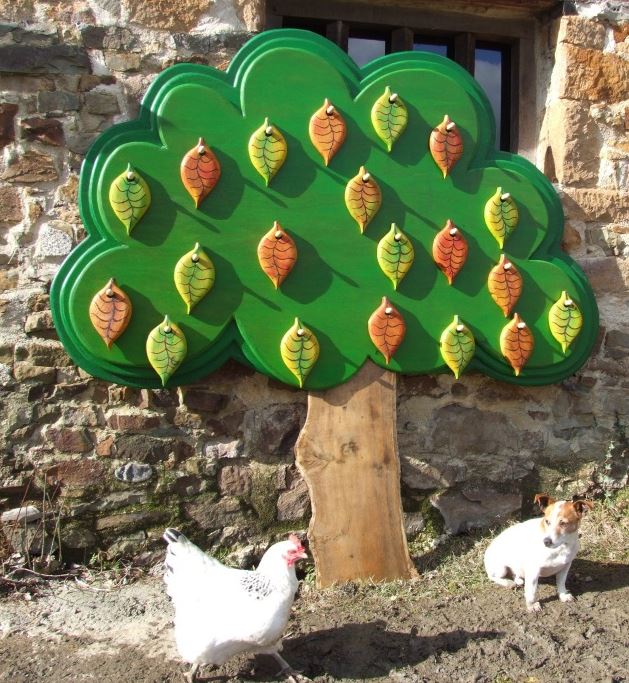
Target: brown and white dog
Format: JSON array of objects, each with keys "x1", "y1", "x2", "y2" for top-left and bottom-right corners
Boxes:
[{"x1": 484, "y1": 494, "x2": 594, "y2": 611}]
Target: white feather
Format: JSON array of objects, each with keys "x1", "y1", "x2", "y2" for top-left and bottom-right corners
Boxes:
[{"x1": 163, "y1": 531, "x2": 301, "y2": 667}]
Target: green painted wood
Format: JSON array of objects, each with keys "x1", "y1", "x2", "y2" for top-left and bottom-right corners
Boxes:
[{"x1": 50, "y1": 29, "x2": 599, "y2": 389}]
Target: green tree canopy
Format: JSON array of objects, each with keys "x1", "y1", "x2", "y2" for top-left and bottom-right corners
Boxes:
[{"x1": 51, "y1": 30, "x2": 598, "y2": 389}]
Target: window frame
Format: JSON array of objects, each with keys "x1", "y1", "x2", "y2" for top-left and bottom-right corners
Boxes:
[{"x1": 266, "y1": 0, "x2": 544, "y2": 156}]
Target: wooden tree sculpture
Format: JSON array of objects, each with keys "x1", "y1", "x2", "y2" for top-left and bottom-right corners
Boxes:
[{"x1": 51, "y1": 30, "x2": 598, "y2": 586}]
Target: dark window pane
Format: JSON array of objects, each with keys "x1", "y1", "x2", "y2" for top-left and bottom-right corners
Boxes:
[
  {"x1": 474, "y1": 46, "x2": 503, "y2": 147},
  {"x1": 413, "y1": 42, "x2": 449, "y2": 57},
  {"x1": 348, "y1": 37, "x2": 386, "y2": 66}
]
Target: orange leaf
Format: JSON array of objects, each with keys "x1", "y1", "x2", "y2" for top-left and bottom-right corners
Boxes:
[
  {"x1": 89, "y1": 278, "x2": 132, "y2": 348},
  {"x1": 344, "y1": 166, "x2": 382, "y2": 233},
  {"x1": 368, "y1": 296, "x2": 406, "y2": 363},
  {"x1": 309, "y1": 99, "x2": 347, "y2": 165},
  {"x1": 429, "y1": 114, "x2": 463, "y2": 178},
  {"x1": 432, "y1": 219, "x2": 468, "y2": 284},
  {"x1": 500, "y1": 313, "x2": 535, "y2": 376},
  {"x1": 257, "y1": 221, "x2": 297, "y2": 288},
  {"x1": 180, "y1": 137, "x2": 221, "y2": 208},
  {"x1": 488, "y1": 254, "x2": 523, "y2": 316}
]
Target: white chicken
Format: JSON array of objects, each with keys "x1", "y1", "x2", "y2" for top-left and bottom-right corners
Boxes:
[{"x1": 163, "y1": 528, "x2": 309, "y2": 683}]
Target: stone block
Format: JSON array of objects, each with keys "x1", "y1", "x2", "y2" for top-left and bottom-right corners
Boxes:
[
  {"x1": 0, "y1": 45, "x2": 90, "y2": 74},
  {"x1": 1, "y1": 150, "x2": 58, "y2": 183},
  {"x1": 43, "y1": 427, "x2": 92, "y2": 453},
  {"x1": 126, "y1": 0, "x2": 210, "y2": 32},
  {"x1": 60, "y1": 524, "x2": 97, "y2": 549},
  {"x1": 85, "y1": 89, "x2": 120, "y2": 115},
  {"x1": 80, "y1": 25, "x2": 107, "y2": 49},
  {"x1": 0, "y1": 184, "x2": 22, "y2": 224},
  {"x1": 0, "y1": 102, "x2": 18, "y2": 147},
  {"x1": 105, "y1": 411, "x2": 160, "y2": 431},
  {"x1": 579, "y1": 255, "x2": 628, "y2": 293},
  {"x1": 0, "y1": 269, "x2": 18, "y2": 291},
  {"x1": 19, "y1": 116, "x2": 64, "y2": 146},
  {"x1": 180, "y1": 388, "x2": 228, "y2": 412},
  {"x1": 401, "y1": 455, "x2": 467, "y2": 490},
  {"x1": 24, "y1": 310, "x2": 55, "y2": 334},
  {"x1": 95, "y1": 510, "x2": 167, "y2": 533},
  {"x1": 37, "y1": 90, "x2": 80, "y2": 113},
  {"x1": 35, "y1": 223, "x2": 73, "y2": 257},
  {"x1": 45, "y1": 459, "x2": 106, "y2": 495},
  {"x1": 104, "y1": 52, "x2": 141, "y2": 72},
  {"x1": 242, "y1": 403, "x2": 306, "y2": 461},
  {"x1": 1, "y1": 505, "x2": 41, "y2": 524},
  {"x1": 557, "y1": 16, "x2": 607, "y2": 50},
  {"x1": 13, "y1": 363, "x2": 56, "y2": 383},
  {"x1": 115, "y1": 434, "x2": 188, "y2": 463},
  {"x1": 14, "y1": 340, "x2": 73, "y2": 367},
  {"x1": 184, "y1": 494, "x2": 249, "y2": 531},
  {"x1": 557, "y1": 43, "x2": 629, "y2": 103},
  {"x1": 561, "y1": 187, "x2": 629, "y2": 222},
  {"x1": 114, "y1": 461, "x2": 154, "y2": 483},
  {"x1": 276, "y1": 479, "x2": 310, "y2": 521},
  {"x1": 219, "y1": 464, "x2": 251, "y2": 496},
  {"x1": 430, "y1": 487, "x2": 522, "y2": 534},
  {"x1": 544, "y1": 99, "x2": 600, "y2": 185},
  {"x1": 95, "y1": 434, "x2": 115, "y2": 457}
]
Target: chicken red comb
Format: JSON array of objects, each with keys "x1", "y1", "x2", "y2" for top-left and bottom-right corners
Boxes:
[{"x1": 289, "y1": 533, "x2": 305, "y2": 551}]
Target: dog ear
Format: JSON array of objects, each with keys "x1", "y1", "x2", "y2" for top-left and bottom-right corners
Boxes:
[
  {"x1": 534, "y1": 493, "x2": 555, "y2": 511},
  {"x1": 572, "y1": 499, "x2": 594, "y2": 515}
]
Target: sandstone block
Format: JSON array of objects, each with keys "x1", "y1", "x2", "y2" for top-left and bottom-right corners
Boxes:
[
  {"x1": 13, "y1": 363, "x2": 56, "y2": 383},
  {"x1": 126, "y1": 0, "x2": 210, "y2": 32},
  {"x1": 184, "y1": 494, "x2": 249, "y2": 531},
  {"x1": 544, "y1": 99, "x2": 600, "y2": 185},
  {"x1": 0, "y1": 184, "x2": 22, "y2": 224},
  {"x1": 561, "y1": 187, "x2": 629, "y2": 222},
  {"x1": 95, "y1": 510, "x2": 166, "y2": 533},
  {"x1": 557, "y1": 16, "x2": 606, "y2": 50},
  {"x1": 104, "y1": 52, "x2": 141, "y2": 72},
  {"x1": 45, "y1": 459, "x2": 106, "y2": 493},
  {"x1": 579, "y1": 255, "x2": 629, "y2": 293},
  {"x1": 557, "y1": 44, "x2": 629, "y2": 103},
  {"x1": 15, "y1": 340, "x2": 73, "y2": 367},
  {"x1": 24, "y1": 310, "x2": 55, "y2": 334},
  {"x1": 1, "y1": 150, "x2": 58, "y2": 184}
]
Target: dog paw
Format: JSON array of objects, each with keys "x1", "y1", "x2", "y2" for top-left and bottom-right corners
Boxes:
[
  {"x1": 559, "y1": 592, "x2": 575, "y2": 603},
  {"x1": 514, "y1": 576, "x2": 524, "y2": 586},
  {"x1": 527, "y1": 601, "x2": 542, "y2": 612}
]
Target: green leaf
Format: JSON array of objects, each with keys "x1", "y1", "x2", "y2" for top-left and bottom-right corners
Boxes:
[
  {"x1": 146, "y1": 316, "x2": 187, "y2": 386},
  {"x1": 370, "y1": 86, "x2": 408, "y2": 152},
  {"x1": 280, "y1": 317, "x2": 319, "y2": 387},
  {"x1": 174, "y1": 243, "x2": 215, "y2": 313},
  {"x1": 548, "y1": 291, "x2": 583, "y2": 354},
  {"x1": 248, "y1": 117, "x2": 287, "y2": 185},
  {"x1": 484, "y1": 186, "x2": 519, "y2": 249},
  {"x1": 109, "y1": 163, "x2": 151, "y2": 234},
  {"x1": 439, "y1": 315, "x2": 475, "y2": 379},
  {"x1": 377, "y1": 223, "x2": 415, "y2": 290}
]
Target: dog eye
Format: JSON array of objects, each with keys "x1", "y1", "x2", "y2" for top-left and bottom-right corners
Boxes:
[
  {"x1": 544, "y1": 519, "x2": 550, "y2": 526},
  {"x1": 559, "y1": 520, "x2": 567, "y2": 526}
]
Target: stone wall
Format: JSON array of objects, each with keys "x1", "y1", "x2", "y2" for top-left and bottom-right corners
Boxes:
[{"x1": 0, "y1": 0, "x2": 627, "y2": 564}]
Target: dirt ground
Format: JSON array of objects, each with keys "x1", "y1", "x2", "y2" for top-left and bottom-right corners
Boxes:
[{"x1": 1, "y1": 513, "x2": 628, "y2": 683}]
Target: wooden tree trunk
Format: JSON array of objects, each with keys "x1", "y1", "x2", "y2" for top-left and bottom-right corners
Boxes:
[{"x1": 294, "y1": 361, "x2": 417, "y2": 587}]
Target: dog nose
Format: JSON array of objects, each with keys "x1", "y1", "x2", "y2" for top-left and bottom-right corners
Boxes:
[{"x1": 543, "y1": 537, "x2": 553, "y2": 547}]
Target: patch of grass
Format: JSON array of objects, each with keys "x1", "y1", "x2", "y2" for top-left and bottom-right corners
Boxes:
[{"x1": 579, "y1": 490, "x2": 629, "y2": 564}]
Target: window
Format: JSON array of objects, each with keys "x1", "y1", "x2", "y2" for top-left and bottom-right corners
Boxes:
[{"x1": 267, "y1": 0, "x2": 556, "y2": 155}]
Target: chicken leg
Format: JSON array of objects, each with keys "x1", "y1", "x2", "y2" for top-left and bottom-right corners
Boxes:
[
  {"x1": 184, "y1": 663, "x2": 199, "y2": 683},
  {"x1": 272, "y1": 652, "x2": 311, "y2": 682}
]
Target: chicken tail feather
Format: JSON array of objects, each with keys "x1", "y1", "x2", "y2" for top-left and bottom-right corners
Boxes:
[{"x1": 163, "y1": 527, "x2": 185, "y2": 545}]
